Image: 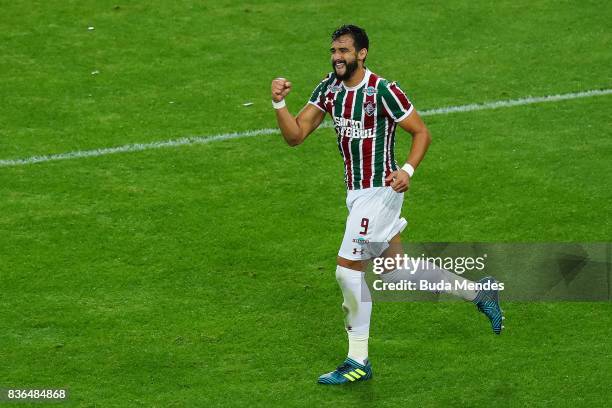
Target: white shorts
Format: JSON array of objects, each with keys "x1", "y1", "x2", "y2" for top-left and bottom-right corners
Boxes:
[{"x1": 338, "y1": 186, "x2": 407, "y2": 261}]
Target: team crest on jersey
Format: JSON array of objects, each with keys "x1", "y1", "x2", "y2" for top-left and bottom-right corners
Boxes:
[
  {"x1": 364, "y1": 101, "x2": 376, "y2": 116},
  {"x1": 363, "y1": 86, "x2": 377, "y2": 96}
]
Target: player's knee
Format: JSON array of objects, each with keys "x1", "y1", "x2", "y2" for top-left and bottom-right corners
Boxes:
[{"x1": 337, "y1": 256, "x2": 365, "y2": 271}]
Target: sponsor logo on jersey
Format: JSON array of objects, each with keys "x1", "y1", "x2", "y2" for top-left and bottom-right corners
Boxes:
[
  {"x1": 364, "y1": 102, "x2": 376, "y2": 116},
  {"x1": 352, "y1": 237, "x2": 370, "y2": 245},
  {"x1": 363, "y1": 86, "x2": 377, "y2": 96},
  {"x1": 333, "y1": 117, "x2": 376, "y2": 139},
  {"x1": 327, "y1": 85, "x2": 343, "y2": 93}
]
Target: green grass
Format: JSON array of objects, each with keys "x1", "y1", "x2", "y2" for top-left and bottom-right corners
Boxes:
[{"x1": 1, "y1": 0, "x2": 611, "y2": 407}]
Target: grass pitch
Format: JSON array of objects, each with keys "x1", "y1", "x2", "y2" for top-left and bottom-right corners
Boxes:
[{"x1": 1, "y1": 1, "x2": 611, "y2": 407}]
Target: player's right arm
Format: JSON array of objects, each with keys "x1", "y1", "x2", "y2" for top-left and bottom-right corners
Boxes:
[{"x1": 271, "y1": 78, "x2": 325, "y2": 147}]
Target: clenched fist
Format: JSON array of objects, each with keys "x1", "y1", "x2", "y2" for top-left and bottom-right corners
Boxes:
[{"x1": 271, "y1": 77, "x2": 292, "y2": 102}]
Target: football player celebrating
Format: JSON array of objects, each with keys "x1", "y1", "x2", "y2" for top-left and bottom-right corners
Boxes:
[{"x1": 271, "y1": 24, "x2": 504, "y2": 385}]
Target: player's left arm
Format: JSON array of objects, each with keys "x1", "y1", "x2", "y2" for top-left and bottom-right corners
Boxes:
[{"x1": 386, "y1": 110, "x2": 431, "y2": 193}]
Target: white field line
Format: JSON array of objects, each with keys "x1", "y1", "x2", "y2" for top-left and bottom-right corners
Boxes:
[{"x1": 1, "y1": 88, "x2": 610, "y2": 168}]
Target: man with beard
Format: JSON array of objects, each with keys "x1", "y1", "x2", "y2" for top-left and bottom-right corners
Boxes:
[{"x1": 270, "y1": 24, "x2": 504, "y2": 385}]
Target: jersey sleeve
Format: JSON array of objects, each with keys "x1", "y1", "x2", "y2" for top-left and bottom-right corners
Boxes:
[
  {"x1": 380, "y1": 81, "x2": 414, "y2": 122},
  {"x1": 308, "y1": 74, "x2": 331, "y2": 112}
]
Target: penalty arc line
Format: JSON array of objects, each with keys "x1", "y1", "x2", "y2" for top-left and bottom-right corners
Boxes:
[{"x1": 1, "y1": 88, "x2": 611, "y2": 168}]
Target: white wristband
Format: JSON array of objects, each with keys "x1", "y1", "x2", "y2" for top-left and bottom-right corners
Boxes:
[
  {"x1": 401, "y1": 163, "x2": 415, "y2": 177},
  {"x1": 272, "y1": 99, "x2": 286, "y2": 109}
]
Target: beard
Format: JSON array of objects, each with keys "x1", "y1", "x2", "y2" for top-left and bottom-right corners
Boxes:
[{"x1": 332, "y1": 58, "x2": 359, "y2": 81}]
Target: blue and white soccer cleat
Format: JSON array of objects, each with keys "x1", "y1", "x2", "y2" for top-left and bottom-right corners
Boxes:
[
  {"x1": 317, "y1": 357, "x2": 373, "y2": 385},
  {"x1": 473, "y1": 276, "x2": 505, "y2": 334}
]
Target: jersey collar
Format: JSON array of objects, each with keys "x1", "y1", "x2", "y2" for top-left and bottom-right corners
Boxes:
[{"x1": 342, "y1": 68, "x2": 371, "y2": 91}]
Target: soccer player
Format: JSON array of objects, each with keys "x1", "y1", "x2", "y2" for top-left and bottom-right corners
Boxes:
[{"x1": 271, "y1": 24, "x2": 504, "y2": 385}]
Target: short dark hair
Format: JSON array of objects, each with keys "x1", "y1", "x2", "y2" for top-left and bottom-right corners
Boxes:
[{"x1": 331, "y1": 24, "x2": 369, "y2": 56}]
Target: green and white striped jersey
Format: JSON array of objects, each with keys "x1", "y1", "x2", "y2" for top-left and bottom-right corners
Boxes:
[{"x1": 308, "y1": 69, "x2": 414, "y2": 190}]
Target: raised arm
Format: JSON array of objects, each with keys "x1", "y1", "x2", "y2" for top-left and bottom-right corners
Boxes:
[{"x1": 271, "y1": 78, "x2": 326, "y2": 147}]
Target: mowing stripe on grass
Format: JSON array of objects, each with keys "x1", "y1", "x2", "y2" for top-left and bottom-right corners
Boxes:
[{"x1": 1, "y1": 88, "x2": 610, "y2": 168}]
